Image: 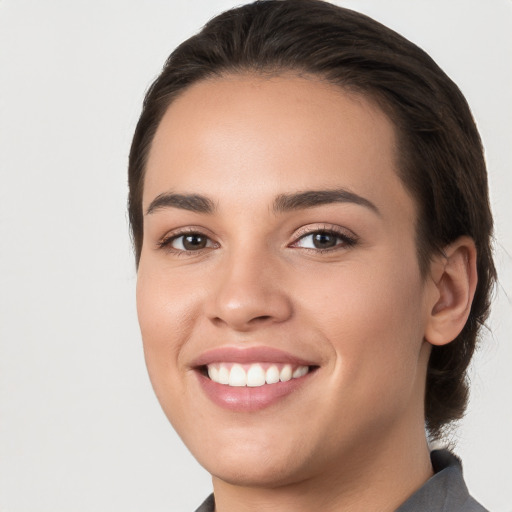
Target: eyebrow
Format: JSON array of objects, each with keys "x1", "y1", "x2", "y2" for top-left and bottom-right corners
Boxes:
[
  {"x1": 145, "y1": 193, "x2": 216, "y2": 215},
  {"x1": 273, "y1": 189, "x2": 380, "y2": 215},
  {"x1": 145, "y1": 188, "x2": 380, "y2": 216}
]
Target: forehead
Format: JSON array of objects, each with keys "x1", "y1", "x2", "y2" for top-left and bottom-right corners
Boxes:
[{"x1": 143, "y1": 73, "x2": 413, "y2": 222}]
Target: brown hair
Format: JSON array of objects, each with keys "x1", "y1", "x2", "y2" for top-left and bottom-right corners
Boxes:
[{"x1": 128, "y1": 0, "x2": 496, "y2": 439}]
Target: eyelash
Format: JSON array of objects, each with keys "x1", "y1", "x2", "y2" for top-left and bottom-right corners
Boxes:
[
  {"x1": 157, "y1": 228, "x2": 217, "y2": 255},
  {"x1": 157, "y1": 225, "x2": 358, "y2": 255},
  {"x1": 291, "y1": 225, "x2": 358, "y2": 253}
]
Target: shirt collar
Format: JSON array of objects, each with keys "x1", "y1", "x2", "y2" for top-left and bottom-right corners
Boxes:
[{"x1": 396, "y1": 449, "x2": 485, "y2": 511}]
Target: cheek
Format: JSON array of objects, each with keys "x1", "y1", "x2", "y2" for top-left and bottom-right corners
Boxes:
[
  {"x1": 298, "y1": 253, "x2": 427, "y2": 394},
  {"x1": 136, "y1": 265, "x2": 199, "y2": 392}
]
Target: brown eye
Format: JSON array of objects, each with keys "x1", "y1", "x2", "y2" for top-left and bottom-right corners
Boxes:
[
  {"x1": 183, "y1": 234, "x2": 207, "y2": 250},
  {"x1": 170, "y1": 233, "x2": 213, "y2": 251},
  {"x1": 311, "y1": 232, "x2": 338, "y2": 249},
  {"x1": 293, "y1": 229, "x2": 357, "y2": 251}
]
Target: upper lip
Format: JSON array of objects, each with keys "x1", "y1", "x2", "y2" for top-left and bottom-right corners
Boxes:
[{"x1": 191, "y1": 346, "x2": 318, "y2": 368}]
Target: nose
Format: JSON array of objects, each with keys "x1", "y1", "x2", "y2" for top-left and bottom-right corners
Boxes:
[{"x1": 206, "y1": 247, "x2": 293, "y2": 332}]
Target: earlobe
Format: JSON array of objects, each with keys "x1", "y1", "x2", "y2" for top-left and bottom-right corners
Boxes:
[{"x1": 425, "y1": 236, "x2": 478, "y2": 346}]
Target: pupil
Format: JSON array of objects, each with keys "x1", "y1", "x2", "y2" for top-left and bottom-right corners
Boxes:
[
  {"x1": 183, "y1": 234, "x2": 206, "y2": 250},
  {"x1": 313, "y1": 232, "x2": 336, "y2": 249}
]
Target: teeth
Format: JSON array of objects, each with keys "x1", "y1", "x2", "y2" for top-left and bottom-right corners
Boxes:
[
  {"x1": 247, "y1": 364, "x2": 266, "y2": 387},
  {"x1": 229, "y1": 364, "x2": 246, "y2": 387},
  {"x1": 265, "y1": 365, "x2": 280, "y2": 384},
  {"x1": 280, "y1": 365, "x2": 293, "y2": 382},
  {"x1": 218, "y1": 365, "x2": 230, "y2": 384},
  {"x1": 207, "y1": 365, "x2": 219, "y2": 382},
  {"x1": 206, "y1": 363, "x2": 310, "y2": 387},
  {"x1": 293, "y1": 366, "x2": 309, "y2": 378}
]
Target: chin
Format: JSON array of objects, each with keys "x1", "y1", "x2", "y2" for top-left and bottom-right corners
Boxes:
[
  {"x1": 204, "y1": 451, "x2": 312, "y2": 489},
  {"x1": 184, "y1": 423, "x2": 325, "y2": 489}
]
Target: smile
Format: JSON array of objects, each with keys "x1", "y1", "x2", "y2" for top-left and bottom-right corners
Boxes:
[
  {"x1": 207, "y1": 362, "x2": 310, "y2": 387},
  {"x1": 192, "y1": 347, "x2": 319, "y2": 411}
]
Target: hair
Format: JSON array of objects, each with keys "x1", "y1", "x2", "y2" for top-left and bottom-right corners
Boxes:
[{"x1": 128, "y1": 0, "x2": 496, "y2": 439}]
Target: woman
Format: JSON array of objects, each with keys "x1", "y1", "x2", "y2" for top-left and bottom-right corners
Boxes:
[{"x1": 128, "y1": 1, "x2": 495, "y2": 510}]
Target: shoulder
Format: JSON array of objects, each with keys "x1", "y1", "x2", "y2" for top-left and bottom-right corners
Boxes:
[{"x1": 194, "y1": 493, "x2": 215, "y2": 512}]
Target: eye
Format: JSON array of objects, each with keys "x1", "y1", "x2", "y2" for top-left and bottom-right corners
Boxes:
[
  {"x1": 159, "y1": 231, "x2": 217, "y2": 252},
  {"x1": 292, "y1": 229, "x2": 357, "y2": 251}
]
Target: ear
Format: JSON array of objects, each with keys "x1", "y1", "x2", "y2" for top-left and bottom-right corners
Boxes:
[{"x1": 425, "y1": 236, "x2": 478, "y2": 346}]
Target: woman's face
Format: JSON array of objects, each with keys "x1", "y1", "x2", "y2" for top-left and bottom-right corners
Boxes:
[{"x1": 137, "y1": 74, "x2": 435, "y2": 486}]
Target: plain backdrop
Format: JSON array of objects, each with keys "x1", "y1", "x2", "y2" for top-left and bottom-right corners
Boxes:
[{"x1": 0, "y1": 1, "x2": 510, "y2": 511}]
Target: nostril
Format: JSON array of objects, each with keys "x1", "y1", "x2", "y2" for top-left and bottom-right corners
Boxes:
[
  {"x1": 251, "y1": 315, "x2": 272, "y2": 323},
  {"x1": 209, "y1": 314, "x2": 275, "y2": 330},
  {"x1": 211, "y1": 317, "x2": 226, "y2": 327}
]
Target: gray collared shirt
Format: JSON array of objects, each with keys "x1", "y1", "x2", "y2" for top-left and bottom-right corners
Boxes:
[{"x1": 194, "y1": 450, "x2": 488, "y2": 511}]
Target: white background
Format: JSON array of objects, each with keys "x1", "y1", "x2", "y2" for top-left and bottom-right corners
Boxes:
[{"x1": 0, "y1": 1, "x2": 510, "y2": 511}]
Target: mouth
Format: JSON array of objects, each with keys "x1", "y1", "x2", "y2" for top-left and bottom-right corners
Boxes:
[{"x1": 192, "y1": 346, "x2": 319, "y2": 411}]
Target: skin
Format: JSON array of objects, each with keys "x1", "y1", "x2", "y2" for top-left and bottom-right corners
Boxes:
[{"x1": 136, "y1": 74, "x2": 476, "y2": 512}]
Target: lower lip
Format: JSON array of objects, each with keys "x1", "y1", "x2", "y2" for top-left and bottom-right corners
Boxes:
[{"x1": 196, "y1": 371, "x2": 314, "y2": 412}]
